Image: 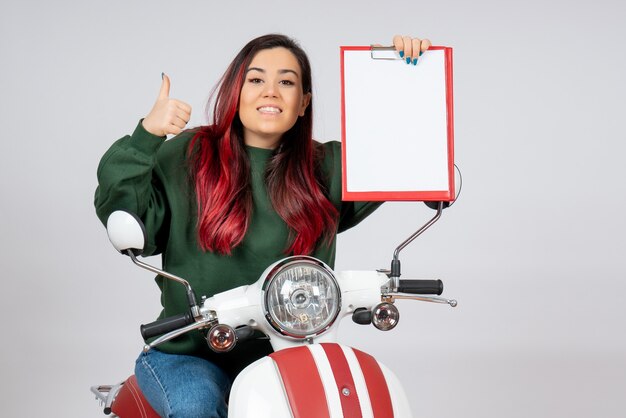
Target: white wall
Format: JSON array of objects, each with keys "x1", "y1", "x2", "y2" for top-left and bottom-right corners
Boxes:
[{"x1": 1, "y1": 0, "x2": 624, "y2": 416}]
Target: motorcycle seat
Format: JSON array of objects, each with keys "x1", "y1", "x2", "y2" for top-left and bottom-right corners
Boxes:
[{"x1": 110, "y1": 375, "x2": 160, "y2": 418}]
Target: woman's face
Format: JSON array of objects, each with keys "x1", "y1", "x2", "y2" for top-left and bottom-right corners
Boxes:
[{"x1": 238, "y1": 47, "x2": 311, "y2": 149}]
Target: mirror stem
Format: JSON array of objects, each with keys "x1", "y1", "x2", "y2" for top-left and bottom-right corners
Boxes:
[
  {"x1": 126, "y1": 250, "x2": 199, "y2": 310},
  {"x1": 389, "y1": 202, "x2": 444, "y2": 289}
]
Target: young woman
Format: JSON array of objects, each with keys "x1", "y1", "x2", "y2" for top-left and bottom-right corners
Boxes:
[{"x1": 95, "y1": 33, "x2": 431, "y2": 418}]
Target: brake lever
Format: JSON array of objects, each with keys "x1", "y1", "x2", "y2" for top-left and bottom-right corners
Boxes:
[{"x1": 383, "y1": 294, "x2": 458, "y2": 307}]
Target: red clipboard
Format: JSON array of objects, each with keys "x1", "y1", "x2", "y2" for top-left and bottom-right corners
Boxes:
[{"x1": 340, "y1": 45, "x2": 455, "y2": 201}]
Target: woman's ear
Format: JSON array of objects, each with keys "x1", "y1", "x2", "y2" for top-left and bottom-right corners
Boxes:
[{"x1": 299, "y1": 92, "x2": 312, "y2": 116}]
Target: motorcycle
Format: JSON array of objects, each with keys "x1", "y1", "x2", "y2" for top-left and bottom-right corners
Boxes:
[{"x1": 92, "y1": 202, "x2": 457, "y2": 417}]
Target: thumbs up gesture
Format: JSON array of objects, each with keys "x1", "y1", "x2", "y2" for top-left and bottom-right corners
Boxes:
[{"x1": 142, "y1": 73, "x2": 192, "y2": 137}]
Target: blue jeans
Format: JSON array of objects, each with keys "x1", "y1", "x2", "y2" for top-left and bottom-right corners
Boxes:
[{"x1": 135, "y1": 349, "x2": 231, "y2": 418}]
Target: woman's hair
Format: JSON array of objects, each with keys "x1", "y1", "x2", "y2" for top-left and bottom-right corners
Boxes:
[{"x1": 188, "y1": 34, "x2": 338, "y2": 255}]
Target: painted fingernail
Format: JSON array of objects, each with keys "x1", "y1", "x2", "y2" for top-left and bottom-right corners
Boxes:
[
  {"x1": 399, "y1": 50, "x2": 404, "y2": 58},
  {"x1": 161, "y1": 72, "x2": 164, "y2": 79},
  {"x1": 413, "y1": 58, "x2": 418, "y2": 65},
  {"x1": 406, "y1": 57, "x2": 411, "y2": 64},
  {"x1": 419, "y1": 51, "x2": 423, "y2": 56}
]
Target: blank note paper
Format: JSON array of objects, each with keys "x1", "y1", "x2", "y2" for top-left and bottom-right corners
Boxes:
[{"x1": 341, "y1": 46, "x2": 454, "y2": 201}]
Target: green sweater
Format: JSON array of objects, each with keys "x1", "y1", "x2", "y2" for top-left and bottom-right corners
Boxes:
[{"x1": 95, "y1": 120, "x2": 381, "y2": 376}]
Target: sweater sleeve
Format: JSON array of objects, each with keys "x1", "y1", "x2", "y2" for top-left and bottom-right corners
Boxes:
[
  {"x1": 320, "y1": 140, "x2": 383, "y2": 233},
  {"x1": 338, "y1": 200, "x2": 383, "y2": 233},
  {"x1": 94, "y1": 120, "x2": 170, "y2": 256}
]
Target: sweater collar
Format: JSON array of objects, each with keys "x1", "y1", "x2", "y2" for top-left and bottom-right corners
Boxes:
[{"x1": 245, "y1": 144, "x2": 275, "y2": 164}]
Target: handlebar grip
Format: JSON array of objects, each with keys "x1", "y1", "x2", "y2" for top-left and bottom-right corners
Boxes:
[
  {"x1": 397, "y1": 279, "x2": 443, "y2": 295},
  {"x1": 140, "y1": 312, "x2": 195, "y2": 340}
]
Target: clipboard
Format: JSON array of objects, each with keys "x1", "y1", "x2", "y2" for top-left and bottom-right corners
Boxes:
[{"x1": 340, "y1": 45, "x2": 455, "y2": 201}]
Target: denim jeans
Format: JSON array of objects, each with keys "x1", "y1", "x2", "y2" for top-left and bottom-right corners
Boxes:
[{"x1": 135, "y1": 349, "x2": 231, "y2": 418}]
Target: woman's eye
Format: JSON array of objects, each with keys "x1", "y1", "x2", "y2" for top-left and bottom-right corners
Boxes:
[
  {"x1": 279, "y1": 80, "x2": 295, "y2": 86},
  {"x1": 248, "y1": 78, "x2": 263, "y2": 84}
]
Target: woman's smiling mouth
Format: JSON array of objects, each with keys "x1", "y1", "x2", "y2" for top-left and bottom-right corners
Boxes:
[{"x1": 257, "y1": 106, "x2": 282, "y2": 114}]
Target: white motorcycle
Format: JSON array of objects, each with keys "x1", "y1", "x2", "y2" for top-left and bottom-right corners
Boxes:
[{"x1": 92, "y1": 203, "x2": 457, "y2": 417}]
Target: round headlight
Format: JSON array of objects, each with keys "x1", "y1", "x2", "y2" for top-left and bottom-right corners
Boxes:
[{"x1": 262, "y1": 256, "x2": 341, "y2": 339}]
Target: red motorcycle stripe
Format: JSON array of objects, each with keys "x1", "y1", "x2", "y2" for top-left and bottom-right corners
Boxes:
[
  {"x1": 269, "y1": 346, "x2": 331, "y2": 418},
  {"x1": 353, "y1": 349, "x2": 394, "y2": 418},
  {"x1": 321, "y1": 343, "x2": 364, "y2": 418}
]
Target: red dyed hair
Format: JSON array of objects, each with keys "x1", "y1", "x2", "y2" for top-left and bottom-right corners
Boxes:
[{"x1": 188, "y1": 34, "x2": 338, "y2": 255}]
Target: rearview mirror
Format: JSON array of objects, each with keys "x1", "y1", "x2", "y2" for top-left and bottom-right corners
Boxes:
[{"x1": 106, "y1": 211, "x2": 147, "y2": 255}]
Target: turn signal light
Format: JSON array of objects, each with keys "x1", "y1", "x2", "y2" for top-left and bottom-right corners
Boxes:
[
  {"x1": 207, "y1": 324, "x2": 236, "y2": 352},
  {"x1": 372, "y1": 303, "x2": 400, "y2": 331}
]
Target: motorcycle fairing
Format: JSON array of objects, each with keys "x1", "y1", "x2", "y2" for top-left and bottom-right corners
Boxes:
[{"x1": 229, "y1": 343, "x2": 411, "y2": 418}]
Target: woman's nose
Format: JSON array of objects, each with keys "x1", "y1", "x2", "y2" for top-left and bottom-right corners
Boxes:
[{"x1": 262, "y1": 81, "x2": 278, "y2": 98}]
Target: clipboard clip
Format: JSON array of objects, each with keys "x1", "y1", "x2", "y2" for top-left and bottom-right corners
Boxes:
[{"x1": 370, "y1": 45, "x2": 400, "y2": 60}]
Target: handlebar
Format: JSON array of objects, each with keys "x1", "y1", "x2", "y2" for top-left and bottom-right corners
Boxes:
[
  {"x1": 140, "y1": 312, "x2": 195, "y2": 340},
  {"x1": 397, "y1": 279, "x2": 443, "y2": 295}
]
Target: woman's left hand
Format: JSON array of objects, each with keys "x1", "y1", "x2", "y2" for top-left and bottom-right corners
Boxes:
[{"x1": 392, "y1": 35, "x2": 431, "y2": 65}]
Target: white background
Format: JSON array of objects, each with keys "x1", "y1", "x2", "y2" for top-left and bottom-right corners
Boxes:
[{"x1": 1, "y1": 0, "x2": 624, "y2": 417}]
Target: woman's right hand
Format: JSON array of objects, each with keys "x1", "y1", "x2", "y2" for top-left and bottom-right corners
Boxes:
[{"x1": 142, "y1": 74, "x2": 192, "y2": 137}]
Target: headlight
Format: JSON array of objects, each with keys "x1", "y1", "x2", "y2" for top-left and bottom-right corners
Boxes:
[{"x1": 262, "y1": 256, "x2": 341, "y2": 339}]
